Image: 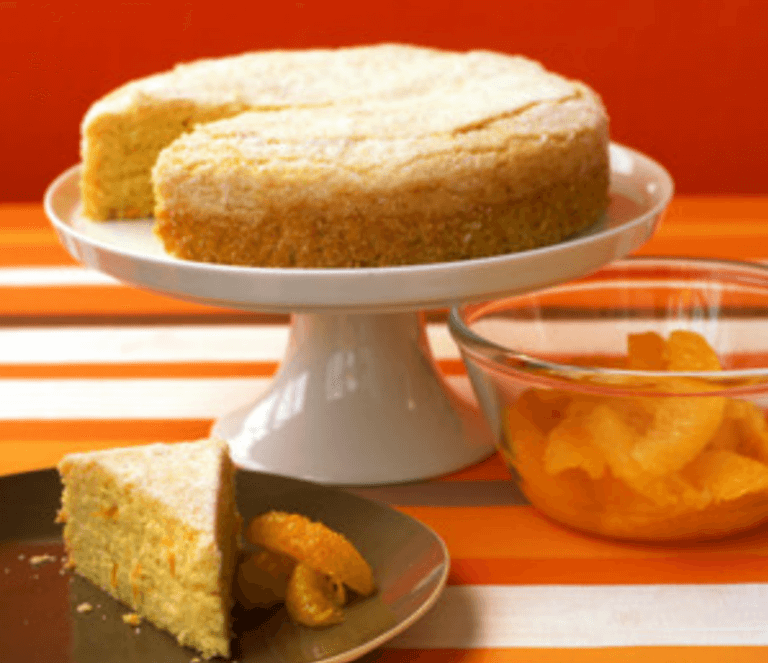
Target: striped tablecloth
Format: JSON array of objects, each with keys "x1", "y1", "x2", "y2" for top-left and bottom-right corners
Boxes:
[{"x1": 2, "y1": 197, "x2": 768, "y2": 662}]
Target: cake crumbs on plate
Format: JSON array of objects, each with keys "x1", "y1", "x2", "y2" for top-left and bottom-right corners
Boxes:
[
  {"x1": 122, "y1": 613, "x2": 141, "y2": 626},
  {"x1": 76, "y1": 602, "x2": 94, "y2": 614},
  {"x1": 29, "y1": 553, "x2": 57, "y2": 567}
]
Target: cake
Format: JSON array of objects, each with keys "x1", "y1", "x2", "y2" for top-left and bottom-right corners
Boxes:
[
  {"x1": 56, "y1": 438, "x2": 241, "y2": 659},
  {"x1": 81, "y1": 44, "x2": 610, "y2": 268}
]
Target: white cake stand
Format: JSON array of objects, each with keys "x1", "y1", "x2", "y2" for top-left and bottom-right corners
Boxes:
[{"x1": 44, "y1": 143, "x2": 673, "y2": 485}]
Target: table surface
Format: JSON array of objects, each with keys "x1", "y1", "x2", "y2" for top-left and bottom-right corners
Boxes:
[{"x1": 2, "y1": 197, "x2": 768, "y2": 662}]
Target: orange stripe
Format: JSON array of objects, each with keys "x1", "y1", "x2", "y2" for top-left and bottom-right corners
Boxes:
[
  {"x1": 395, "y1": 505, "x2": 768, "y2": 560},
  {"x1": 439, "y1": 452, "x2": 512, "y2": 481},
  {"x1": 448, "y1": 556, "x2": 768, "y2": 585},
  {"x1": 0, "y1": 361, "x2": 279, "y2": 378},
  {"x1": 0, "y1": 229, "x2": 62, "y2": 246},
  {"x1": 0, "y1": 285, "x2": 247, "y2": 318},
  {"x1": 635, "y1": 235, "x2": 768, "y2": 259},
  {"x1": 0, "y1": 419, "x2": 212, "y2": 443},
  {"x1": 661, "y1": 196, "x2": 768, "y2": 221},
  {"x1": 375, "y1": 648, "x2": 768, "y2": 663},
  {"x1": 1, "y1": 245, "x2": 79, "y2": 266},
  {"x1": 0, "y1": 438, "x2": 218, "y2": 476},
  {"x1": 0, "y1": 359, "x2": 463, "y2": 379},
  {"x1": 0, "y1": 285, "x2": 453, "y2": 324},
  {"x1": 0, "y1": 203, "x2": 52, "y2": 230}
]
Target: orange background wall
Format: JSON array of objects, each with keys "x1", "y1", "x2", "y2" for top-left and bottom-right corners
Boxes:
[{"x1": 2, "y1": 0, "x2": 767, "y2": 202}]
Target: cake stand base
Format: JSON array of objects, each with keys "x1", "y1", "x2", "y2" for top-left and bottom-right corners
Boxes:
[{"x1": 214, "y1": 311, "x2": 495, "y2": 485}]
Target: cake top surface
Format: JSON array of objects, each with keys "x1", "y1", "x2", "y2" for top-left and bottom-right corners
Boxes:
[
  {"x1": 153, "y1": 73, "x2": 606, "y2": 202},
  {"x1": 59, "y1": 438, "x2": 229, "y2": 536},
  {"x1": 83, "y1": 44, "x2": 601, "y2": 130}
]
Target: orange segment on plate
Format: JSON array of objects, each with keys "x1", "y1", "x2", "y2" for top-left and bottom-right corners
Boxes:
[
  {"x1": 285, "y1": 562, "x2": 346, "y2": 628},
  {"x1": 235, "y1": 548, "x2": 295, "y2": 609},
  {"x1": 246, "y1": 511, "x2": 375, "y2": 597}
]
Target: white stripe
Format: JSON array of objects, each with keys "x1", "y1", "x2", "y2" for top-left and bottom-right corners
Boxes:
[
  {"x1": 0, "y1": 378, "x2": 270, "y2": 419},
  {"x1": 0, "y1": 326, "x2": 291, "y2": 363},
  {"x1": 0, "y1": 324, "x2": 459, "y2": 363},
  {"x1": 0, "y1": 374, "x2": 470, "y2": 419},
  {"x1": 390, "y1": 584, "x2": 768, "y2": 649},
  {"x1": 0, "y1": 266, "x2": 120, "y2": 287}
]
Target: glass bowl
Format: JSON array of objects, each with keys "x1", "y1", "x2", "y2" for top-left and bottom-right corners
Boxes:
[{"x1": 449, "y1": 256, "x2": 768, "y2": 542}]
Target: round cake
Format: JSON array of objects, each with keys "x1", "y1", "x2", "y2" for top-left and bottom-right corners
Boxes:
[{"x1": 80, "y1": 44, "x2": 610, "y2": 268}]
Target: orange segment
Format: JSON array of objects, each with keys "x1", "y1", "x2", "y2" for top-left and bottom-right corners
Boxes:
[
  {"x1": 500, "y1": 330, "x2": 768, "y2": 542},
  {"x1": 683, "y1": 449, "x2": 768, "y2": 502},
  {"x1": 285, "y1": 562, "x2": 346, "y2": 627},
  {"x1": 235, "y1": 548, "x2": 294, "y2": 609},
  {"x1": 627, "y1": 331, "x2": 667, "y2": 370},
  {"x1": 666, "y1": 329, "x2": 722, "y2": 371},
  {"x1": 723, "y1": 399, "x2": 768, "y2": 463},
  {"x1": 246, "y1": 511, "x2": 375, "y2": 597},
  {"x1": 544, "y1": 398, "x2": 607, "y2": 480},
  {"x1": 622, "y1": 378, "x2": 726, "y2": 476}
]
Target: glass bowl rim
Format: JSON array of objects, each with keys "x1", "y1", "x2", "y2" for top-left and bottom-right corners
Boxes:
[{"x1": 448, "y1": 255, "x2": 768, "y2": 392}]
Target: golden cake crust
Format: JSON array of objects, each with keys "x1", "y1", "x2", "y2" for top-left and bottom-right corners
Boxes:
[{"x1": 151, "y1": 64, "x2": 608, "y2": 267}]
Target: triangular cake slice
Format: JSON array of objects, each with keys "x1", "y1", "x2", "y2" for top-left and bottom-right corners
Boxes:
[{"x1": 57, "y1": 438, "x2": 241, "y2": 659}]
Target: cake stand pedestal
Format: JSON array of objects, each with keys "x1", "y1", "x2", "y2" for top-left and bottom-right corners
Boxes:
[{"x1": 44, "y1": 143, "x2": 673, "y2": 485}]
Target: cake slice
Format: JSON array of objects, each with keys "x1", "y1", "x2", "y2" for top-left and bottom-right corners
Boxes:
[{"x1": 56, "y1": 438, "x2": 241, "y2": 659}]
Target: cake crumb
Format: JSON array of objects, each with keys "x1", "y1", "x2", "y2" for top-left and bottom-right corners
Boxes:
[
  {"x1": 122, "y1": 613, "x2": 141, "y2": 626},
  {"x1": 76, "y1": 602, "x2": 94, "y2": 614},
  {"x1": 17, "y1": 554, "x2": 25, "y2": 561},
  {"x1": 3, "y1": 568, "x2": 9, "y2": 574},
  {"x1": 29, "y1": 554, "x2": 57, "y2": 567}
]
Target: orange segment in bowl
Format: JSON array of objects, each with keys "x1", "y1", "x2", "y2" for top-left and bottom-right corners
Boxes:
[
  {"x1": 682, "y1": 449, "x2": 768, "y2": 502},
  {"x1": 624, "y1": 379, "x2": 727, "y2": 476},
  {"x1": 501, "y1": 329, "x2": 768, "y2": 541},
  {"x1": 627, "y1": 331, "x2": 667, "y2": 370},
  {"x1": 666, "y1": 329, "x2": 722, "y2": 371},
  {"x1": 709, "y1": 399, "x2": 768, "y2": 464}
]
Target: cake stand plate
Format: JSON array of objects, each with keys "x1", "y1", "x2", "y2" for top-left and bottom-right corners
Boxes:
[{"x1": 44, "y1": 143, "x2": 673, "y2": 485}]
